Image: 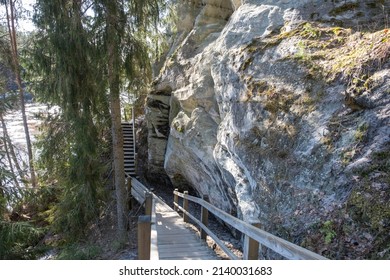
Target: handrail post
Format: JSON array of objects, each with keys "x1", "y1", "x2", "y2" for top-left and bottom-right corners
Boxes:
[
  {"x1": 200, "y1": 194, "x2": 209, "y2": 240},
  {"x1": 173, "y1": 188, "x2": 179, "y2": 211},
  {"x1": 145, "y1": 192, "x2": 153, "y2": 216},
  {"x1": 243, "y1": 221, "x2": 261, "y2": 260},
  {"x1": 183, "y1": 191, "x2": 189, "y2": 223},
  {"x1": 127, "y1": 179, "x2": 133, "y2": 210},
  {"x1": 138, "y1": 215, "x2": 151, "y2": 260},
  {"x1": 126, "y1": 179, "x2": 133, "y2": 210}
]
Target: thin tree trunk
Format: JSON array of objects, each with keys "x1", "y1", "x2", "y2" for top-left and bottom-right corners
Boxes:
[
  {"x1": 0, "y1": 114, "x2": 25, "y2": 187},
  {"x1": 5, "y1": 0, "x2": 36, "y2": 188},
  {"x1": 105, "y1": 1, "x2": 128, "y2": 242}
]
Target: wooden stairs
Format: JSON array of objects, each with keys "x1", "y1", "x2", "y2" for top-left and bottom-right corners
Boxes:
[{"x1": 122, "y1": 122, "x2": 136, "y2": 178}]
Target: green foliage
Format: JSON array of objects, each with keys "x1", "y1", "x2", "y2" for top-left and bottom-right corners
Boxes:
[
  {"x1": 0, "y1": 221, "x2": 45, "y2": 259},
  {"x1": 320, "y1": 220, "x2": 337, "y2": 245},
  {"x1": 56, "y1": 243, "x2": 102, "y2": 260},
  {"x1": 0, "y1": 181, "x2": 58, "y2": 259},
  {"x1": 28, "y1": 0, "x2": 111, "y2": 240},
  {"x1": 34, "y1": 113, "x2": 108, "y2": 240}
]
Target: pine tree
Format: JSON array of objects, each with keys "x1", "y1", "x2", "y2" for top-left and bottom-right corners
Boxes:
[
  {"x1": 31, "y1": 0, "x2": 109, "y2": 239},
  {"x1": 31, "y1": 0, "x2": 166, "y2": 241}
]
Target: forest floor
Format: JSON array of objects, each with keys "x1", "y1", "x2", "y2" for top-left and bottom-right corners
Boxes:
[{"x1": 37, "y1": 198, "x2": 139, "y2": 260}]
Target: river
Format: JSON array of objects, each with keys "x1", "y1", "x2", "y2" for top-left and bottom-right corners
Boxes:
[{"x1": 1, "y1": 102, "x2": 58, "y2": 174}]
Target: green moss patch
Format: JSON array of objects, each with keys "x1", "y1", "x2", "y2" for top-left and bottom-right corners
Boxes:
[{"x1": 345, "y1": 148, "x2": 390, "y2": 258}]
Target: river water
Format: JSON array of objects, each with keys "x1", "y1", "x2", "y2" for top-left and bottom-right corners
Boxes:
[{"x1": 1, "y1": 103, "x2": 58, "y2": 174}]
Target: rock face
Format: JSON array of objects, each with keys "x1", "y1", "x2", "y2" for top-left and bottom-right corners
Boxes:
[{"x1": 144, "y1": 0, "x2": 390, "y2": 259}]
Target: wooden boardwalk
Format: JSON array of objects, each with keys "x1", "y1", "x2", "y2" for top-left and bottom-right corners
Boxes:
[
  {"x1": 151, "y1": 195, "x2": 219, "y2": 260},
  {"x1": 132, "y1": 180, "x2": 327, "y2": 261}
]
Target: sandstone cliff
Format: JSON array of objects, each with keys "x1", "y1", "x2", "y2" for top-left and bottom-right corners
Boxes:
[{"x1": 141, "y1": 0, "x2": 390, "y2": 259}]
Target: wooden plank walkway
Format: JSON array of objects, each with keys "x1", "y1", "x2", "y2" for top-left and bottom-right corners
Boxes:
[
  {"x1": 152, "y1": 194, "x2": 220, "y2": 260},
  {"x1": 131, "y1": 178, "x2": 219, "y2": 260}
]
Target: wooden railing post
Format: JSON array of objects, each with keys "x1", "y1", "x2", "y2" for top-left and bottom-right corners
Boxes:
[
  {"x1": 174, "y1": 188, "x2": 179, "y2": 211},
  {"x1": 200, "y1": 194, "x2": 209, "y2": 240},
  {"x1": 126, "y1": 179, "x2": 133, "y2": 210},
  {"x1": 138, "y1": 215, "x2": 151, "y2": 260},
  {"x1": 145, "y1": 192, "x2": 152, "y2": 216},
  {"x1": 127, "y1": 179, "x2": 133, "y2": 211},
  {"x1": 183, "y1": 191, "x2": 189, "y2": 223},
  {"x1": 243, "y1": 221, "x2": 261, "y2": 260}
]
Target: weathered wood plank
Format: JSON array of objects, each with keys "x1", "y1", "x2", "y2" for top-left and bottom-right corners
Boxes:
[
  {"x1": 156, "y1": 239, "x2": 201, "y2": 245},
  {"x1": 131, "y1": 179, "x2": 219, "y2": 260},
  {"x1": 156, "y1": 235, "x2": 200, "y2": 242},
  {"x1": 157, "y1": 245, "x2": 211, "y2": 252},
  {"x1": 156, "y1": 232, "x2": 198, "y2": 238},
  {"x1": 159, "y1": 251, "x2": 214, "y2": 258},
  {"x1": 175, "y1": 203, "x2": 239, "y2": 260}
]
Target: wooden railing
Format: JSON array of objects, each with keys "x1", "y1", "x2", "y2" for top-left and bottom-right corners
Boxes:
[
  {"x1": 128, "y1": 177, "x2": 158, "y2": 260},
  {"x1": 173, "y1": 189, "x2": 328, "y2": 260}
]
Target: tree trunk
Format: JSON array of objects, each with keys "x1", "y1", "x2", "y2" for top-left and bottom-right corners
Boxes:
[
  {"x1": 5, "y1": 0, "x2": 36, "y2": 188},
  {"x1": 105, "y1": 0, "x2": 128, "y2": 242}
]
